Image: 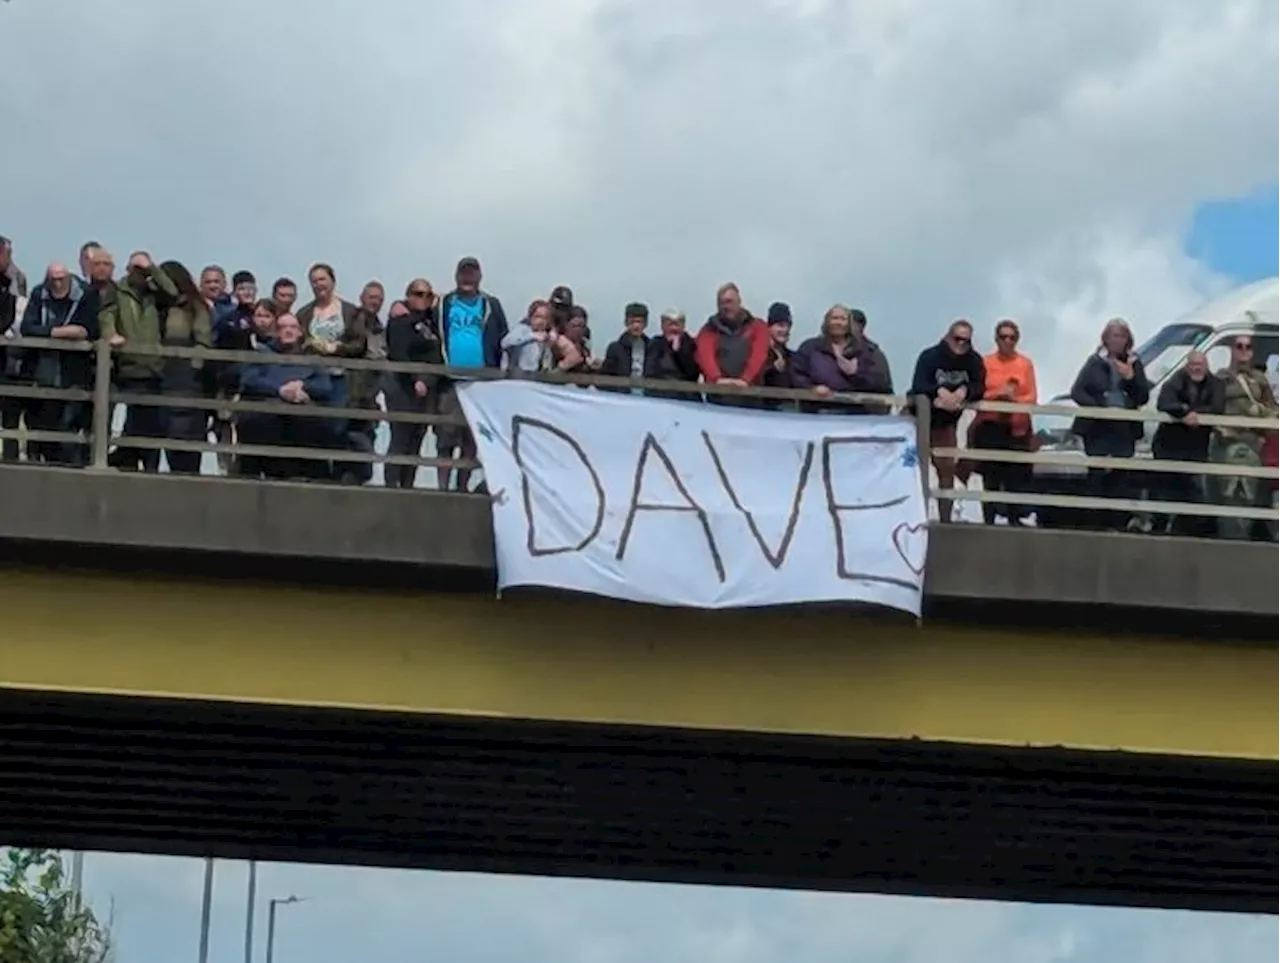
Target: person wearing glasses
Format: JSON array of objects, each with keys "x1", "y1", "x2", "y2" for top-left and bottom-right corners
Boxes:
[
  {"x1": 969, "y1": 320, "x2": 1038, "y2": 525},
  {"x1": 1068, "y1": 318, "x2": 1151, "y2": 531},
  {"x1": 384, "y1": 279, "x2": 442, "y2": 489},
  {"x1": 1212, "y1": 335, "x2": 1277, "y2": 540},
  {"x1": 909, "y1": 320, "x2": 986, "y2": 523}
]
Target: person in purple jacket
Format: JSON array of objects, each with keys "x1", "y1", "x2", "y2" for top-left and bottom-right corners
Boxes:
[{"x1": 789, "y1": 304, "x2": 892, "y2": 413}]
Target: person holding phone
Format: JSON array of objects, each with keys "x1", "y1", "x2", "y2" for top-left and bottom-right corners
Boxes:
[
  {"x1": 970, "y1": 320, "x2": 1039, "y2": 525},
  {"x1": 1069, "y1": 317, "x2": 1151, "y2": 530}
]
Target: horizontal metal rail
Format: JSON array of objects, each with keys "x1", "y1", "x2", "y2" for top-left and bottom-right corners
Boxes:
[
  {"x1": 115, "y1": 436, "x2": 480, "y2": 471},
  {"x1": 967, "y1": 398, "x2": 1274, "y2": 431},
  {"x1": 934, "y1": 488, "x2": 1277, "y2": 522},
  {"x1": 0, "y1": 383, "x2": 95, "y2": 403},
  {"x1": 3, "y1": 337, "x2": 1275, "y2": 533},
  {"x1": 0, "y1": 428, "x2": 86, "y2": 444},
  {"x1": 111, "y1": 391, "x2": 464, "y2": 427},
  {"x1": 934, "y1": 446, "x2": 1278, "y2": 481}
]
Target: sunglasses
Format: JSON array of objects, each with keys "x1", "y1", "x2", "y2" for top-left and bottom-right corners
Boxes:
[
  {"x1": 997, "y1": 333, "x2": 1018, "y2": 342},
  {"x1": 1234, "y1": 342, "x2": 1253, "y2": 351},
  {"x1": 951, "y1": 335, "x2": 971, "y2": 346}
]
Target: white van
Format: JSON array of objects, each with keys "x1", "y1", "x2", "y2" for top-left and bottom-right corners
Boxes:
[{"x1": 1030, "y1": 277, "x2": 1279, "y2": 526}]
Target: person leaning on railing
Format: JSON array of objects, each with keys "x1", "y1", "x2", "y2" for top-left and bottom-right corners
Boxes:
[
  {"x1": 17, "y1": 264, "x2": 99, "y2": 466},
  {"x1": 643, "y1": 308, "x2": 701, "y2": 401},
  {"x1": 967, "y1": 320, "x2": 1038, "y2": 526},
  {"x1": 598, "y1": 302, "x2": 653, "y2": 395},
  {"x1": 696, "y1": 282, "x2": 771, "y2": 408},
  {"x1": 235, "y1": 313, "x2": 337, "y2": 481},
  {"x1": 431, "y1": 256, "x2": 509, "y2": 493},
  {"x1": 500, "y1": 299, "x2": 555, "y2": 375},
  {"x1": 1068, "y1": 318, "x2": 1151, "y2": 532},
  {"x1": 0, "y1": 235, "x2": 28, "y2": 462},
  {"x1": 384, "y1": 279, "x2": 444, "y2": 490},
  {"x1": 100, "y1": 251, "x2": 179, "y2": 473},
  {"x1": 789, "y1": 304, "x2": 891, "y2": 414},
  {"x1": 909, "y1": 319, "x2": 986, "y2": 524},
  {"x1": 1212, "y1": 334, "x2": 1278, "y2": 541},
  {"x1": 1151, "y1": 351, "x2": 1223, "y2": 537},
  {"x1": 760, "y1": 302, "x2": 795, "y2": 411},
  {"x1": 157, "y1": 261, "x2": 213, "y2": 476},
  {"x1": 295, "y1": 262, "x2": 373, "y2": 485}
]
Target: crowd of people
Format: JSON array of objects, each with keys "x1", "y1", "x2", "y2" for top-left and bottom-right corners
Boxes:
[{"x1": 0, "y1": 234, "x2": 1275, "y2": 540}]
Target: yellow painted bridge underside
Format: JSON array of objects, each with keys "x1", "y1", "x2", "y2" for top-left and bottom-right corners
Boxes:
[{"x1": 0, "y1": 567, "x2": 1273, "y2": 760}]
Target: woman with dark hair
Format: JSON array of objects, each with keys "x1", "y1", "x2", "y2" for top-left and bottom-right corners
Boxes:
[
  {"x1": 250, "y1": 298, "x2": 280, "y2": 346},
  {"x1": 158, "y1": 260, "x2": 213, "y2": 475},
  {"x1": 295, "y1": 262, "x2": 371, "y2": 483}
]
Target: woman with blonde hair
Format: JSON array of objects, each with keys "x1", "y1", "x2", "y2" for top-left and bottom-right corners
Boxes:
[
  {"x1": 1068, "y1": 317, "x2": 1151, "y2": 529},
  {"x1": 790, "y1": 303, "x2": 890, "y2": 413}
]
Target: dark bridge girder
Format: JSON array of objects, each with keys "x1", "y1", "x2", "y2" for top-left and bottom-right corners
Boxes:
[{"x1": 0, "y1": 688, "x2": 1273, "y2": 914}]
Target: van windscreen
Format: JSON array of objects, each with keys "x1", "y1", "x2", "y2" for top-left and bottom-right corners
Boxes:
[{"x1": 1135, "y1": 322, "x2": 1214, "y2": 384}]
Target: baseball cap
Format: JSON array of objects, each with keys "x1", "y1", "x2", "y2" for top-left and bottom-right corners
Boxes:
[
  {"x1": 766, "y1": 301, "x2": 793, "y2": 326},
  {"x1": 456, "y1": 256, "x2": 481, "y2": 273}
]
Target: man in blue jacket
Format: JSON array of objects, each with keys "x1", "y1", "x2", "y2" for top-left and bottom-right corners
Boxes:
[
  {"x1": 236, "y1": 313, "x2": 336, "y2": 480},
  {"x1": 433, "y1": 256, "x2": 508, "y2": 492}
]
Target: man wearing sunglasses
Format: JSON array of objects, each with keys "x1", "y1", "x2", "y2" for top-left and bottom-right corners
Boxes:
[
  {"x1": 909, "y1": 319, "x2": 986, "y2": 523},
  {"x1": 1212, "y1": 336, "x2": 1278, "y2": 540}
]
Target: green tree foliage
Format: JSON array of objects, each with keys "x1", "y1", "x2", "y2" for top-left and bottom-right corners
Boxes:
[{"x1": 0, "y1": 849, "x2": 112, "y2": 963}]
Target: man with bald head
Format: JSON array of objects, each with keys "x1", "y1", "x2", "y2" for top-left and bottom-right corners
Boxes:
[
  {"x1": 18, "y1": 262, "x2": 101, "y2": 465},
  {"x1": 1152, "y1": 350, "x2": 1224, "y2": 536}
]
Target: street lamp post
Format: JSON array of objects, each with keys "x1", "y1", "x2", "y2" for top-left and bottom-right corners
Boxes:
[
  {"x1": 243, "y1": 861, "x2": 257, "y2": 963},
  {"x1": 197, "y1": 857, "x2": 215, "y2": 963},
  {"x1": 265, "y1": 895, "x2": 307, "y2": 963}
]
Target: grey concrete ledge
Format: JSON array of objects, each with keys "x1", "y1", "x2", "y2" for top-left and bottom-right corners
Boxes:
[
  {"x1": 0, "y1": 465, "x2": 492, "y2": 569},
  {"x1": 0, "y1": 467, "x2": 1273, "y2": 616},
  {"x1": 924, "y1": 523, "x2": 1276, "y2": 617}
]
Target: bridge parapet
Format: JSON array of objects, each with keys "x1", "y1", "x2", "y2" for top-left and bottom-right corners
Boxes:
[{"x1": 0, "y1": 465, "x2": 1272, "y2": 617}]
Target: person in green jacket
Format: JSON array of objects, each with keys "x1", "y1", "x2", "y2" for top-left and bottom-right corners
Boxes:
[{"x1": 100, "y1": 251, "x2": 178, "y2": 472}]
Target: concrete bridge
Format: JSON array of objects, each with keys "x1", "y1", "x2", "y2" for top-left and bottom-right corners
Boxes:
[{"x1": 0, "y1": 466, "x2": 1274, "y2": 914}]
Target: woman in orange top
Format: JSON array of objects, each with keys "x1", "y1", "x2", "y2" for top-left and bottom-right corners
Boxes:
[{"x1": 972, "y1": 320, "x2": 1038, "y2": 525}]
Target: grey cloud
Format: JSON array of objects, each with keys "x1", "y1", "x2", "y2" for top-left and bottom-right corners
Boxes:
[{"x1": 5, "y1": 0, "x2": 1276, "y2": 393}]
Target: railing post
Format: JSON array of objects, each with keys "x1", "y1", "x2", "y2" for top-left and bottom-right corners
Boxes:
[
  {"x1": 913, "y1": 393, "x2": 932, "y2": 495},
  {"x1": 90, "y1": 339, "x2": 113, "y2": 470}
]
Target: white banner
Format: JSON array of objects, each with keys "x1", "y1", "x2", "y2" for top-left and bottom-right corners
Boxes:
[{"x1": 457, "y1": 381, "x2": 929, "y2": 615}]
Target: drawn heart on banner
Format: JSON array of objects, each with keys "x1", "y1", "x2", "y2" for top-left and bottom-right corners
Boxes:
[{"x1": 891, "y1": 522, "x2": 928, "y2": 576}]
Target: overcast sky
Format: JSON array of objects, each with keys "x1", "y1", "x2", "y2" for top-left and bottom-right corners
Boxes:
[
  {"x1": 4, "y1": 0, "x2": 1277, "y2": 393},
  {"x1": 4, "y1": 0, "x2": 1278, "y2": 959}
]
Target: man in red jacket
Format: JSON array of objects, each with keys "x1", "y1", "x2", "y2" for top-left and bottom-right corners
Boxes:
[{"x1": 695, "y1": 282, "x2": 771, "y2": 407}]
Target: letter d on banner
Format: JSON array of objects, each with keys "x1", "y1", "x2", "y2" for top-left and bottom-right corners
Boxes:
[{"x1": 511, "y1": 415, "x2": 606, "y2": 555}]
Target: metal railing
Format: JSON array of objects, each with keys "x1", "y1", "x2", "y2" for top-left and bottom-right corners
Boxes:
[{"x1": 1, "y1": 337, "x2": 1276, "y2": 530}]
